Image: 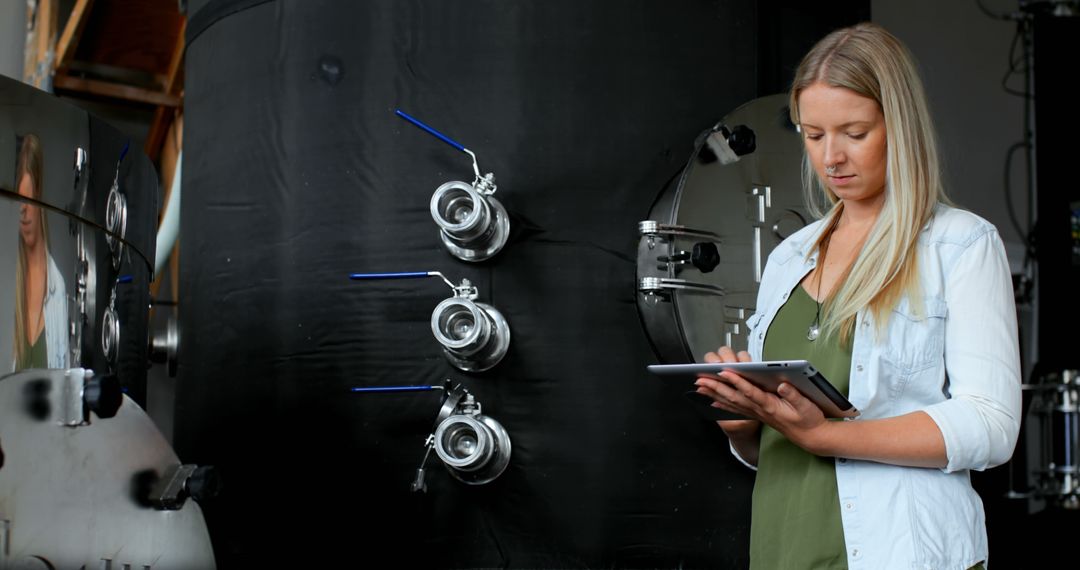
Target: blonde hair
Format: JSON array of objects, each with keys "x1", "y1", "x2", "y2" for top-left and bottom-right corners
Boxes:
[
  {"x1": 14, "y1": 133, "x2": 47, "y2": 369},
  {"x1": 788, "y1": 22, "x2": 951, "y2": 341}
]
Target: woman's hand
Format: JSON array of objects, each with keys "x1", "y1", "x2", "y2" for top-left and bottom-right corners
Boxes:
[
  {"x1": 697, "y1": 347, "x2": 760, "y2": 436},
  {"x1": 696, "y1": 346, "x2": 833, "y2": 455}
]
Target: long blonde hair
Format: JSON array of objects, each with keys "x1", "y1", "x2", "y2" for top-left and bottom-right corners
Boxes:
[
  {"x1": 14, "y1": 133, "x2": 47, "y2": 369},
  {"x1": 788, "y1": 22, "x2": 951, "y2": 341}
]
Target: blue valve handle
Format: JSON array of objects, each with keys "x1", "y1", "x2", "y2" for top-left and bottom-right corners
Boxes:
[
  {"x1": 349, "y1": 271, "x2": 456, "y2": 290},
  {"x1": 351, "y1": 385, "x2": 443, "y2": 393},
  {"x1": 395, "y1": 109, "x2": 468, "y2": 153},
  {"x1": 349, "y1": 272, "x2": 432, "y2": 280}
]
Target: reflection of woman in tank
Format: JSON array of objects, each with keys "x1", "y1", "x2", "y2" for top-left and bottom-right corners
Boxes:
[{"x1": 13, "y1": 134, "x2": 68, "y2": 370}]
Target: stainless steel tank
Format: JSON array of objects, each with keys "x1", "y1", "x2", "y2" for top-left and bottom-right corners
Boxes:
[{"x1": 0, "y1": 74, "x2": 214, "y2": 568}]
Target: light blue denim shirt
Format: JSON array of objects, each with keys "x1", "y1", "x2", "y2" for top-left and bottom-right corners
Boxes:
[
  {"x1": 733, "y1": 203, "x2": 1021, "y2": 570},
  {"x1": 44, "y1": 250, "x2": 69, "y2": 369}
]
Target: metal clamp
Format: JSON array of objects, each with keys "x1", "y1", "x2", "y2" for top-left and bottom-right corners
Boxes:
[
  {"x1": 638, "y1": 220, "x2": 722, "y2": 249},
  {"x1": 638, "y1": 276, "x2": 725, "y2": 296}
]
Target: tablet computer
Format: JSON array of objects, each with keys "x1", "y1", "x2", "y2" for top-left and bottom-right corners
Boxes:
[{"x1": 648, "y1": 360, "x2": 859, "y2": 419}]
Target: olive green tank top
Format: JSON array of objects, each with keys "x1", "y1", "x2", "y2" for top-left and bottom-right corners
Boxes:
[
  {"x1": 16, "y1": 328, "x2": 48, "y2": 371},
  {"x1": 750, "y1": 283, "x2": 851, "y2": 570}
]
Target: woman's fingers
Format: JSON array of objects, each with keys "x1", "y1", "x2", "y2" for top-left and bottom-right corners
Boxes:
[
  {"x1": 716, "y1": 346, "x2": 738, "y2": 362},
  {"x1": 720, "y1": 372, "x2": 776, "y2": 413},
  {"x1": 703, "y1": 345, "x2": 747, "y2": 365},
  {"x1": 698, "y1": 346, "x2": 759, "y2": 415},
  {"x1": 696, "y1": 375, "x2": 764, "y2": 418},
  {"x1": 702, "y1": 369, "x2": 829, "y2": 449},
  {"x1": 777, "y1": 382, "x2": 817, "y2": 416}
]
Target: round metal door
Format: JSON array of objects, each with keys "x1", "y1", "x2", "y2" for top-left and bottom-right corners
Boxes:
[{"x1": 637, "y1": 94, "x2": 810, "y2": 363}]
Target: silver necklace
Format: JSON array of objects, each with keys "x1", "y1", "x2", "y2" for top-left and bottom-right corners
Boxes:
[
  {"x1": 807, "y1": 294, "x2": 822, "y2": 341},
  {"x1": 807, "y1": 300, "x2": 820, "y2": 341}
]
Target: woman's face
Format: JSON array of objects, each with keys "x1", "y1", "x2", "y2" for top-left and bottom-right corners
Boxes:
[
  {"x1": 797, "y1": 82, "x2": 888, "y2": 210},
  {"x1": 17, "y1": 170, "x2": 41, "y2": 249}
]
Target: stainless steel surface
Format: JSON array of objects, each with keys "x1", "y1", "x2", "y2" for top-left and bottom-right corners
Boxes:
[
  {"x1": 636, "y1": 94, "x2": 809, "y2": 363},
  {"x1": 429, "y1": 388, "x2": 511, "y2": 486},
  {"x1": 435, "y1": 415, "x2": 493, "y2": 469},
  {"x1": 1, "y1": 73, "x2": 156, "y2": 394},
  {"x1": 0, "y1": 369, "x2": 215, "y2": 569},
  {"x1": 0, "y1": 71, "x2": 208, "y2": 567},
  {"x1": 430, "y1": 179, "x2": 510, "y2": 262},
  {"x1": 149, "y1": 316, "x2": 179, "y2": 378},
  {"x1": 430, "y1": 297, "x2": 511, "y2": 372},
  {"x1": 57, "y1": 368, "x2": 91, "y2": 426},
  {"x1": 0, "y1": 76, "x2": 155, "y2": 272}
]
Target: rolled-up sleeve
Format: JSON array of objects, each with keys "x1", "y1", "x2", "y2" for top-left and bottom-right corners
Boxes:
[{"x1": 922, "y1": 228, "x2": 1022, "y2": 473}]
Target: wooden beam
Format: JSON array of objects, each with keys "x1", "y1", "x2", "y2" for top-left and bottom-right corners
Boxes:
[
  {"x1": 54, "y1": 0, "x2": 94, "y2": 73},
  {"x1": 145, "y1": 108, "x2": 173, "y2": 162},
  {"x1": 162, "y1": 18, "x2": 186, "y2": 94},
  {"x1": 36, "y1": 0, "x2": 57, "y2": 77},
  {"x1": 52, "y1": 75, "x2": 181, "y2": 107},
  {"x1": 24, "y1": 0, "x2": 59, "y2": 89}
]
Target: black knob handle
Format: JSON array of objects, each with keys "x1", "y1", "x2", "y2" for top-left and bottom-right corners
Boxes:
[
  {"x1": 691, "y1": 242, "x2": 720, "y2": 273},
  {"x1": 186, "y1": 465, "x2": 223, "y2": 503},
  {"x1": 84, "y1": 374, "x2": 122, "y2": 418},
  {"x1": 728, "y1": 125, "x2": 756, "y2": 156}
]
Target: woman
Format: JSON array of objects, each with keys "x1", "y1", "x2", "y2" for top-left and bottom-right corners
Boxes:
[
  {"x1": 695, "y1": 23, "x2": 1020, "y2": 569},
  {"x1": 13, "y1": 133, "x2": 68, "y2": 370}
]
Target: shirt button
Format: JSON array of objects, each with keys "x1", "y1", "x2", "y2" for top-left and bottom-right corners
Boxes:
[
  {"x1": 862, "y1": 320, "x2": 869, "y2": 328},
  {"x1": 838, "y1": 458, "x2": 847, "y2": 464},
  {"x1": 844, "y1": 502, "x2": 854, "y2": 511},
  {"x1": 781, "y1": 292, "x2": 788, "y2": 299},
  {"x1": 759, "y1": 332, "x2": 763, "y2": 339},
  {"x1": 851, "y1": 548, "x2": 860, "y2": 557},
  {"x1": 856, "y1": 364, "x2": 864, "y2": 372}
]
